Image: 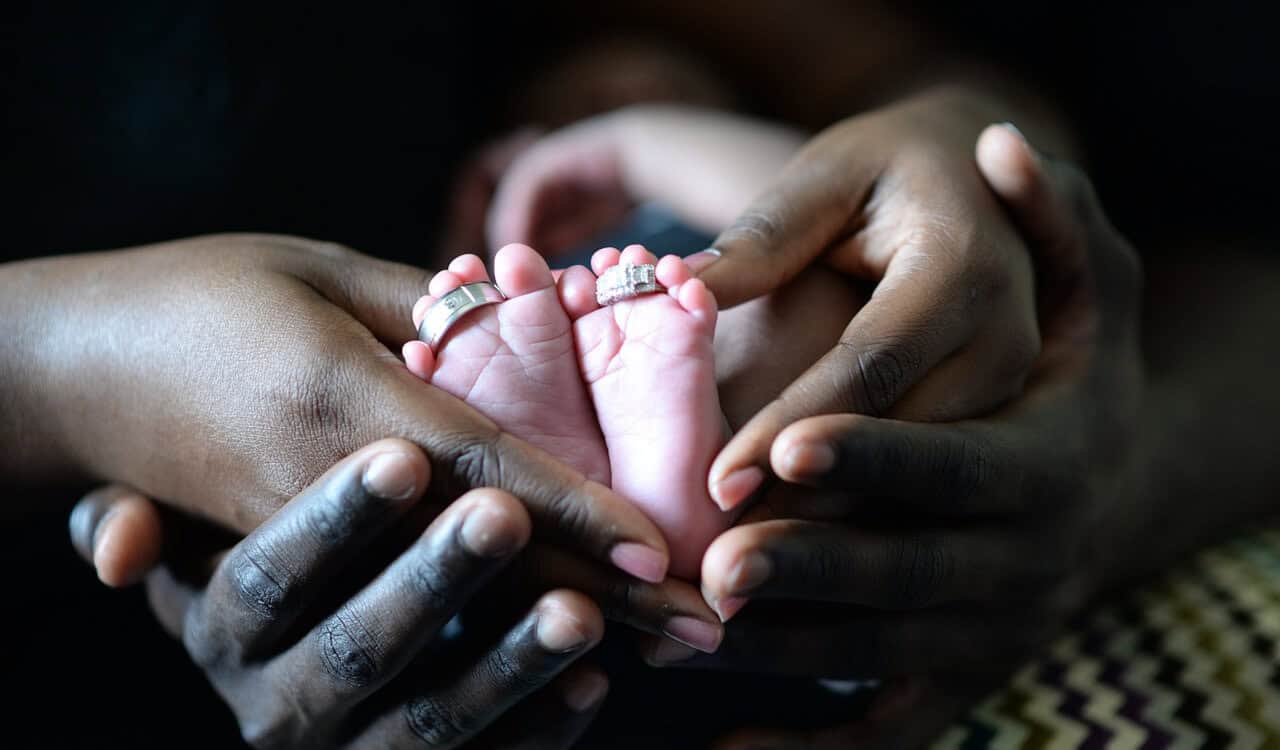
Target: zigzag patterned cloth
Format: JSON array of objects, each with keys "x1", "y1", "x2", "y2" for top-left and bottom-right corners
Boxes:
[{"x1": 934, "y1": 529, "x2": 1280, "y2": 749}]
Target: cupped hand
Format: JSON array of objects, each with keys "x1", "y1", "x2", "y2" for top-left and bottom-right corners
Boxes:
[
  {"x1": 74, "y1": 439, "x2": 612, "y2": 749},
  {"x1": 24, "y1": 234, "x2": 673, "y2": 583},
  {"x1": 683, "y1": 125, "x2": 1145, "y2": 748},
  {"x1": 696, "y1": 88, "x2": 1048, "y2": 511}
]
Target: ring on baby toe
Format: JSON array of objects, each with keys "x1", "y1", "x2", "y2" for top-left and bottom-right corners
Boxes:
[
  {"x1": 419, "y1": 281, "x2": 507, "y2": 352},
  {"x1": 595, "y1": 263, "x2": 664, "y2": 306}
]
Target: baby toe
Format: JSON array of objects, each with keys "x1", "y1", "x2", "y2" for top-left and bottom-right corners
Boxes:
[
  {"x1": 591, "y1": 247, "x2": 622, "y2": 276},
  {"x1": 401, "y1": 340, "x2": 437, "y2": 381},
  {"x1": 656, "y1": 254, "x2": 693, "y2": 290},
  {"x1": 493, "y1": 243, "x2": 554, "y2": 297},
  {"x1": 411, "y1": 294, "x2": 434, "y2": 328},
  {"x1": 619, "y1": 244, "x2": 658, "y2": 266},
  {"x1": 676, "y1": 278, "x2": 718, "y2": 330},
  {"x1": 448, "y1": 253, "x2": 492, "y2": 283},
  {"x1": 428, "y1": 269, "x2": 466, "y2": 297},
  {"x1": 558, "y1": 265, "x2": 601, "y2": 320}
]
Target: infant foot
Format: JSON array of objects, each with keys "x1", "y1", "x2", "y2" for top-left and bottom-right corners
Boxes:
[
  {"x1": 404, "y1": 244, "x2": 610, "y2": 483},
  {"x1": 561, "y1": 245, "x2": 731, "y2": 579}
]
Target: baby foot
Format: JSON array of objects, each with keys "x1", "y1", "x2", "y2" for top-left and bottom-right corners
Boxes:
[
  {"x1": 404, "y1": 244, "x2": 610, "y2": 484},
  {"x1": 560, "y1": 245, "x2": 731, "y2": 579}
]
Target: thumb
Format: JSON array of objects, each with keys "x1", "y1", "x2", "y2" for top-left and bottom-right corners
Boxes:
[
  {"x1": 695, "y1": 146, "x2": 876, "y2": 308},
  {"x1": 69, "y1": 485, "x2": 164, "y2": 587},
  {"x1": 291, "y1": 245, "x2": 434, "y2": 348}
]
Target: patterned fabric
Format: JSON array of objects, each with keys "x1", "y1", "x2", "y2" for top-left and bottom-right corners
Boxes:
[{"x1": 935, "y1": 530, "x2": 1280, "y2": 749}]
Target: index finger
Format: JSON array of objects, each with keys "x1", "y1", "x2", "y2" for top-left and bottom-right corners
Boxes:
[
  {"x1": 372, "y1": 368, "x2": 671, "y2": 583},
  {"x1": 706, "y1": 248, "x2": 989, "y2": 511},
  {"x1": 695, "y1": 131, "x2": 879, "y2": 308}
]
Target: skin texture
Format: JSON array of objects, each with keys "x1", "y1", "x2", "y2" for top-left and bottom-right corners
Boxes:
[
  {"x1": 408, "y1": 243, "x2": 732, "y2": 581},
  {"x1": 569, "y1": 246, "x2": 729, "y2": 580},
  {"x1": 3, "y1": 234, "x2": 733, "y2": 745},
  {"x1": 480, "y1": 93, "x2": 1050, "y2": 515},
  {"x1": 661, "y1": 126, "x2": 1279, "y2": 749},
  {"x1": 0, "y1": 235, "x2": 678, "y2": 582},
  {"x1": 83, "y1": 439, "x2": 611, "y2": 749},
  {"x1": 405, "y1": 244, "x2": 612, "y2": 485},
  {"x1": 57, "y1": 104, "x2": 1280, "y2": 748}
]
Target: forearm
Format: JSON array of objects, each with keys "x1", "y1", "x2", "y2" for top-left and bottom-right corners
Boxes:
[
  {"x1": 1113, "y1": 249, "x2": 1280, "y2": 583},
  {"x1": 0, "y1": 256, "x2": 85, "y2": 497}
]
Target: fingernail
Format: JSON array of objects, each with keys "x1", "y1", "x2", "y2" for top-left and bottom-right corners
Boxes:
[
  {"x1": 458, "y1": 505, "x2": 522, "y2": 558},
  {"x1": 1000, "y1": 121, "x2": 1026, "y2": 142},
  {"x1": 609, "y1": 542, "x2": 668, "y2": 583},
  {"x1": 781, "y1": 442, "x2": 836, "y2": 479},
  {"x1": 684, "y1": 247, "x2": 722, "y2": 273},
  {"x1": 362, "y1": 451, "x2": 419, "y2": 500},
  {"x1": 715, "y1": 596, "x2": 748, "y2": 623},
  {"x1": 536, "y1": 609, "x2": 591, "y2": 653},
  {"x1": 91, "y1": 508, "x2": 123, "y2": 585},
  {"x1": 711, "y1": 466, "x2": 765, "y2": 510},
  {"x1": 727, "y1": 552, "x2": 772, "y2": 596},
  {"x1": 663, "y1": 616, "x2": 723, "y2": 653},
  {"x1": 562, "y1": 670, "x2": 608, "y2": 712},
  {"x1": 648, "y1": 638, "x2": 698, "y2": 666}
]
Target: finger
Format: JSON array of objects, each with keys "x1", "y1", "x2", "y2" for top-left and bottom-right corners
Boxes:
[
  {"x1": 696, "y1": 131, "x2": 880, "y2": 308},
  {"x1": 354, "y1": 589, "x2": 605, "y2": 749},
  {"x1": 977, "y1": 123, "x2": 1142, "y2": 330},
  {"x1": 977, "y1": 123, "x2": 1085, "y2": 278},
  {"x1": 507, "y1": 543, "x2": 723, "y2": 653},
  {"x1": 190, "y1": 439, "x2": 430, "y2": 660},
  {"x1": 69, "y1": 484, "x2": 164, "y2": 587},
  {"x1": 282, "y1": 241, "x2": 434, "y2": 348},
  {"x1": 265, "y1": 488, "x2": 530, "y2": 719},
  {"x1": 767, "y1": 414, "x2": 1024, "y2": 516},
  {"x1": 707, "y1": 252, "x2": 992, "y2": 511},
  {"x1": 373, "y1": 371, "x2": 671, "y2": 583},
  {"x1": 477, "y1": 664, "x2": 608, "y2": 749},
  {"x1": 699, "y1": 519, "x2": 1011, "y2": 616},
  {"x1": 145, "y1": 564, "x2": 201, "y2": 640}
]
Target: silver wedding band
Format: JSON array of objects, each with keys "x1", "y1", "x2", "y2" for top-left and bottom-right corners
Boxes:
[
  {"x1": 596, "y1": 263, "x2": 663, "y2": 306},
  {"x1": 419, "y1": 282, "x2": 506, "y2": 352}
]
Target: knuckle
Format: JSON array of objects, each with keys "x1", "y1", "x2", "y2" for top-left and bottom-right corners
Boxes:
[
  {"x1": 802, "y1": 539, "x2": 860, "y2": 598},
  {"x1": 722, "y1": 208, "x2": 784, "y2": 252},
  {"x1": 447, "y1": 429, "x2": 506, "y2": 492},
  {"x1": 884, "y1": 535, "x2": 953, "y2": 609},
  {"x1": 483, "y1": 643, "x2": 548, "y2": 695},
  {"x1": 228, "y1": 537, "x2": 296, "y2": 619},
  {"x1": 314, "y1": 606, "x2": 385, "y2": 688},
  {"x1": 269, "y1": 352, "x2": 360, "y2": 455},
  {"x1": 939, "y1": 433, "x2": 993, "y2": 510},
  {"x1": 842, "y1": 340, "x2": 923, "y2": 416},
  {"x1": 538, "y1": 481, "x2": 596, "y2": 546},
  {"x1": 405, "y1": 694, "x2": 475, "y2": 747},
  {"x1": 404, "y1": 546, "x2": 461, "y2": 615}
]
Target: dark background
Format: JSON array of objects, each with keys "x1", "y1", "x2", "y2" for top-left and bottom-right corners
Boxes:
[{"x1": 2, "y1": 2, "x2": 1275, "y2": 747}]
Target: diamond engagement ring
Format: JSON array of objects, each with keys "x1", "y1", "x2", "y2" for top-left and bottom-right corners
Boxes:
[
  {"x1": 418, "y1": 282, "x2": 507, "y2": 352},
  {"x1": 595, "y1": 263, "x2": 663, "y2": 306}
]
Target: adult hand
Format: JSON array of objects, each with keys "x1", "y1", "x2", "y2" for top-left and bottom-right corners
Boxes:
[
  {"x1": 695, "y1": 87, "x2": 1053, "y2": 510},
  {"x1": 72, "y1": 439, "x2": 611, "y2": 749},
  {"x1": 6, "y1": 234, "x2": 674, "y2": 585},
  {"x1": 674, "y1": 125, "x2": 1144, "y2": 748}
]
